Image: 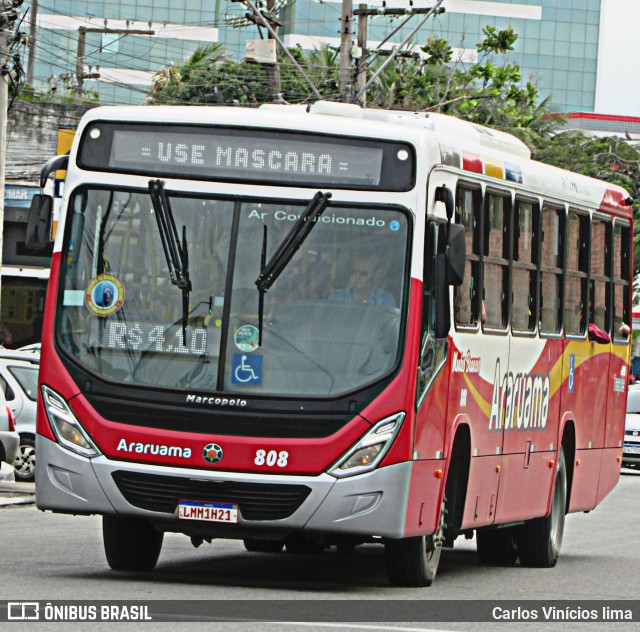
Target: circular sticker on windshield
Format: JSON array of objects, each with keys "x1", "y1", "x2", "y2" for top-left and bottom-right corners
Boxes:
[
  {"x1": 85, "y1": 274, "x2": 125, "y2": 316},
  {"x1": 235, "y1": 324, "x2": 260, "y2": 352}
]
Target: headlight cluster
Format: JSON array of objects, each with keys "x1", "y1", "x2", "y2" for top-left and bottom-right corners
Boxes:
[
  {"x1": 42, "y1": 385, "x2": 101, "y2": 457},
  {"x1": 328, "y1": 412, "x2": 405, "y2": 478}
]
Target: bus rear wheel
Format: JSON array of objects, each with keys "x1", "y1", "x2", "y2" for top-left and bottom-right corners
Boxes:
[
  {"x1": 385, "y1": 497, "x2": 445, "y2": 587},
  {"x1": 102, "y1": 515, "x2": 163, "y2": 571},
  {"x1": 517, "y1": 448, "x2": 567, "y2": 568}
]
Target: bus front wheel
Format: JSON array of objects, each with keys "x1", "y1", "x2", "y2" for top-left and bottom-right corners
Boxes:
[
  {"x1": 102, "y1": 515, "x2": 163, "y2": 571},
  {"x1": 517, "y1": 448, "x2": 567, "y2": 568},
  {"x1": 385, "y1": 497, "x2": 446, "y2": 587}
]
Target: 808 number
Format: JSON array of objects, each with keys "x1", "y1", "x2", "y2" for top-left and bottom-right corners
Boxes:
[{"x1": 254, "y1": 449, "x2": 289, "y2": 467}]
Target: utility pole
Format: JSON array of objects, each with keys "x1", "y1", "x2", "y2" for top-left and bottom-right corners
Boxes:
[
  {"x1": 0, "y1": 1, "x2": 18, "y2": 317},
  {"x1": 230, "y1": 0, "x2": 283, "y2": 101},
  {"x1": 352, "y1": 3, "x2": 446, "y2": 105},
  {"x1": 338, "y1": 0, "x2": 353, "y2": 102},
  {"x1": 355, "y1": 3, "x2": 367, "y2": 105},
  {"x1": 242, "y1": 0, "x2": 321, "y2": 100},
  {"x1": 25, "y1": 0, "x2": 36, "y2": 85},
  {"x1": 74, "y1": 26, "x2": 154, "y2": 104},
  {"x1": 265, "y1": 0, "x2": 281, "y2": 101},
  {"x1": 353, "y1": 0, "x2": 446, "y2": 104}
]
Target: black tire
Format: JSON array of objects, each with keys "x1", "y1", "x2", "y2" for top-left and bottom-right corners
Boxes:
[
  {"x1": 518, "y1": 448, "x2": 567, "y2": 568},
  {"x1": 476, "y1": 527, "x2": 518, "y2": 565},
  {"x1": 103, "y1": 515, "x2": 163, "y2": 571},
  {"x1": 13, "y1": 436, "x2": 36, "y2": 482},
  {"x1": 243, "y1": 538, "x2": 284, "y2": 553},
  {"x1": 385, "y1": 497, "x2": 446, "y2": 587}
]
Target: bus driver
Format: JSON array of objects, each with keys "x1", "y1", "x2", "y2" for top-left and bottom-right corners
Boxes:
[{"x1": 330, "y1": 253, "x2": 396, "y2": 306}]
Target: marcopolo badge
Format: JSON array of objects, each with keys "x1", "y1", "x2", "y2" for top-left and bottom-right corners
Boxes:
[{"x1": 203, "y1": 443, "x2": 224, "y2": 464}]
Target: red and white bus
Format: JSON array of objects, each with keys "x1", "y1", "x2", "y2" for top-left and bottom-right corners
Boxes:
[{"x1": 31, "y1": 101, "x2": 632, "y2": 586}]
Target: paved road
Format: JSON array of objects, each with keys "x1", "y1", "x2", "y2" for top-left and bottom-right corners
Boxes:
[{"x1": 1, "y1": 467, "x2": 638, "y2": 631}]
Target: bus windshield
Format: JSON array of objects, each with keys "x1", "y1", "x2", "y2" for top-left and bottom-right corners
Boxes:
[{"x1": 57, "y1": 187, "x2": 409, "y2": 397}]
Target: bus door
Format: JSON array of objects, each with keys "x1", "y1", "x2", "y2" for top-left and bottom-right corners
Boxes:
[
  {"x1": 599, "y1": 219, "x2": 630, "y2": 503},
  {"x1": 414, "y1": 219, "x2": 451, "y2": 458},
  {"x1": 410, "y1": 218, "x2": 452, "y2": 536},
  {"x1": 561, "y1": 211, "x2": 607, "y2": 511},
  {"x1": 496, "y1": 198, "x2": 558, "y2": 524},
  {"x1": 450, "y1": 186, "x2": 506, "y2": 529}
]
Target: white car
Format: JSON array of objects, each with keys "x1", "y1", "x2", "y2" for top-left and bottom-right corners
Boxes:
[
  {"x1": 623, "y1": 383, "x2": 640, "y2": 468},
  {"x1": 17, "y1": 343, "x2": 41, "y2": 354},
  {"x1": 0, "y1": 385, "x2": 19, "y2": 469},
  {"x1": 0, "y1": 350, "x2": 39, "y2": 481}
]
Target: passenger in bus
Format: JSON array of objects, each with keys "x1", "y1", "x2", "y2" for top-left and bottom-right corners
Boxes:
[
  {"x1": 586, "y1": 305, "x2": 630, "y2": 342},
  {"x1": 588, "y1": 321, "x2": 610, "y2": 344},
  {"x1": 0, "y1": 324, "x2": 12, "y2": 348},
  {"x1": 329, "y1": 254, "x2": 396, "y2": 306}
]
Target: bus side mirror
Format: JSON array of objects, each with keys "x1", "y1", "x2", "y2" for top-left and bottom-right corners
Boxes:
[
  {"x1": 446, "y1": 223, "x2": 465, "y2": 286},
  {"x1": 25, "y1": 194, "x2": 53, "y2": 251},
  {"x1": 435, "y1": 185, "x2": 455, "y2": 220},
  {"x1": 434, "y1": 223, "x2": 466, "y2": 338}
]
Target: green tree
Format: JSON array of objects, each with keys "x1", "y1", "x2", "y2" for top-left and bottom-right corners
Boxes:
[
  {"x1": 148, "y1": 26, "x2": 552, "y2": 136},
  {"x1": 351, "y1": 25, "x2": 560, "y2": 143},
  {"x1": 534, "y1": 131, "x2": 640, "y2": 276},
  {"x1": 148, "y1": 43, "x2": 339, "y2": 105}
]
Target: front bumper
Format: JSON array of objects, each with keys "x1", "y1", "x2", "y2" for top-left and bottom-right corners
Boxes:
[
  {"x1": 36, "y1": 434, "x2": 413, "y2": 538},
  {"x1": 0, "y1": 430, "x2": 19, "y2": 465}
]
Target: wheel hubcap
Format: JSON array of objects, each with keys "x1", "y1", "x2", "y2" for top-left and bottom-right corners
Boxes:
[{"x1": 14, "y1": 444, "x2": 36, "y2": 477}]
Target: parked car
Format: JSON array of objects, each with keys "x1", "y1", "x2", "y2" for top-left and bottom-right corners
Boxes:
[
  {"x1": 623, "y1": 383, "x2": 640, "y2": 468},
  {"x1": 0, "y1": 350, "x2": 39, "y2": 481},
  {"x1": 17, "y1": 343, "x2": 41, "y2": 354},
  {"x1": 0, "y1": 385, "x2": 19, "y2": 470}
]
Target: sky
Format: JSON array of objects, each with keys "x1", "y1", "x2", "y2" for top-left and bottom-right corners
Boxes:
[{"x1": 596, "y1": 0, "x2": 640, "y2": 115}]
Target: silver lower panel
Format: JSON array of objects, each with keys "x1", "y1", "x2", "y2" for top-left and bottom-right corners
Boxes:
[{"x1": 36, "y1": 435, "x2": 412, "y2": 538}]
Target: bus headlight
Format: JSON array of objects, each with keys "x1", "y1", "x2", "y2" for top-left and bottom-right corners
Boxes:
[
  {"x1": 328, "y1": 412, "x2": 405, "y2": 478},
  {"x1": 42, "y1": 385, "x2": 101, "y2": 457}
]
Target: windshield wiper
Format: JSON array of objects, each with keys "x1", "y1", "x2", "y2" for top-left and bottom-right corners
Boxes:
[
  {"x1": 255, "y1": 191, "x2": 331, "y2": 344},
  {"x1": 148, "y1": 179, "x2": 192, "y2": 346}
]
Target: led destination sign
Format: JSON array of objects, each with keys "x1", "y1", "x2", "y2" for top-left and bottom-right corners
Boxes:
[{"x1": 78, "y1": 123, "x2": 415, "y2": 191}]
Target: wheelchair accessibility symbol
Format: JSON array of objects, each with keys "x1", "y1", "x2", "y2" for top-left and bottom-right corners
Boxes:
[
  {"x1": 232, "y1": 353, "x2": 263, "y2": 385},
  {"x1": 568, "y1": 354, "x2": 575, "y2": 393}
]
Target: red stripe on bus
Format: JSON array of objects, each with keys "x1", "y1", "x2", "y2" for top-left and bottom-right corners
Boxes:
[{"x1": 462, "y1": 152, "x2": 483, "y2": 174}]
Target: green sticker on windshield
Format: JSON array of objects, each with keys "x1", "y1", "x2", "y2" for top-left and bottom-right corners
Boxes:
[{"x1": 235, "y1": 325, "x2": 260, "y2": 353}]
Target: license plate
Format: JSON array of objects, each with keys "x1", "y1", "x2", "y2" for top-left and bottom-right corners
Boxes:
[
  {"x1": 178, "y1": 500, "x2": 239, "y2": 523},
  {"x1": 624, "y1": 445, "x2": 640, "y2": 454}
]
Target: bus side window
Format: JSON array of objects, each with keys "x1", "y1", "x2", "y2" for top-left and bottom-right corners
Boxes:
[
  {"x1": 454, "y1": 186, "x2": 481, "y2": 327},
  {"x1": 512, "y1": 198, "x2": 539, "y2": 332},
  {"x1": 539, "y1": 206, "x2": 564, "y2": 334},
  {"x1": 590, "y1": 217, "x2": 611, "y2": 336},
  {"x1": 564, "y1": 211, "x2": 589, "y2": 336},
  {"x1": 613, "y1": 222, "x2": 631, "y2": 342},
  {"x1": 483, "y1": 191, "x2": 511, "y2": 329}
]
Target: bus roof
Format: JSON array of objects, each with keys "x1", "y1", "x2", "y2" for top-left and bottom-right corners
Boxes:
[{"x1": 77, "y1": 102, "x2": 633, "y2": 217}]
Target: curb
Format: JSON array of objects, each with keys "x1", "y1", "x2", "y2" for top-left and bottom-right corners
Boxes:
[
  {"x1": 0, "y1": 496, "x2": 35, "y2": 507},
  {"x1": 0, "y1": 465, "x2": 15, "y2": 482}
]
